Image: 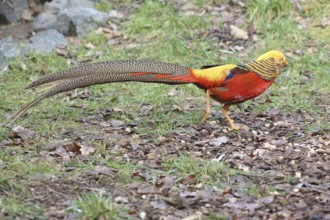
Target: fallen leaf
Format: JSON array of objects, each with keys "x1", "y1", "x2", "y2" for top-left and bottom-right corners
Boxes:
[
  {"x1": 319, "y1": 18, "x2": 330, "y2": 28},
  {"x1": 108, "y1": 10, "x2": 125, "y2": 19},
  {"x1": 63, "y1": 142, "x2": 95, "y2": 156},
  {"x1": 91, "y1": 165, "x2": 113, "y2": 175},
  {"x1": 110, "y1": 120, "x2": 124, "y2": 128},
  {"x1": 182, "y1": 213, "x2": 203, "y2": 220},
  {"x1": 163, "y1": 192, "x2": 184, "y2": 208},
  {"x1": 150, "y1": 201, "x2": 167, "y2": 210},
  {"x1": 85, "y1": 42, "x2": 95, "y2": 49},
  {"x1": 168, "y1": 88, "x2": 184, "y2": 97},
  {"x1": 55, "y1": 47, "x2": 69, "y2": 57},
  {"x1": 114, "y1": 196, "x2": 129, "y2": 204},
  {"x1": 51, "y1": 146, "x2": 70, "y2": 162},
  {"x1": 224, "y1": 200, "x2": 260, "y2": 212},
  {"x1": 263, "y1": 142, "x2": 277, "y2": 151},
  {"x1": 209, "y1": 136, "x2": 228, "y2": 146},
  {"x1": 230, "y1": 25, "x2": 248, "y2": 39},
  {"x1": 10, "y1": 126, "x2": 35, "y2": 140},
  {"x1": 78, "y1": 142, "x2": 96, "y2": 156},
  {"x1": 253, "y1": 149, "x2": 266, "y2": 157},
  {"x1": 21, "y1": 9, "x2": 34, "y2": 21},
  {"x1": 257, "y1": 196, "x2": 274, "y2": 204}
]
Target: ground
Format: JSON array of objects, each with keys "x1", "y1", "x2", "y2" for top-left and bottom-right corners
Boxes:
[{"x1": 0, "y1": 0, "x2": 329, "y2": 219}]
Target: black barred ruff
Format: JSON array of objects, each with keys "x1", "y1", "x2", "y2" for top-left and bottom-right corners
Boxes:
[{"x1": 238, "y1": 58, "x2": 279, "y2": 81}]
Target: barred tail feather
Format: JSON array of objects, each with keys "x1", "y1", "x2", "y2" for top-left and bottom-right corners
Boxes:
[
  {"x1": 26, "y1": 60, "x2": 191, "y2": 89},
  {"x1": 11, "y1": 67, "x2": 197, "y2": 122},
  {"x1": 13, "y1": 73, "x2": 130, "y2": 121}
]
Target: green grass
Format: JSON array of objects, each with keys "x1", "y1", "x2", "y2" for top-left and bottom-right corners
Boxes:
[
  {"x1": 163, "y1": 155, "x2": 230, "y2": 184},
  {"x1": 0, "y1": 198, "x2": 43, "y2": 219},
  {"x1": 68, "y1": 192, "x2": 125, "y2": 219},
  {"x1": 0, "y1": 0, "x2": 329, "y2": 218},
  {"x1": 1, "y1": 0, "x2": 328, "y2": 138},
  {"x1": 202, "y1": 213, "x2": 227, "y2": 220},
  {"x1": 192, "y1": 0, "x2": 229, "y2": 7},
  {"x1": 162, "y1": 155, "x2": 278, "y2": 197},
  {"x1": 241, "y1": 0, "x2": 330, "y2": 131},
  {"x1": 0, "y1": 146, "x2": 59, "y2": 176},
  {"x1": 94, "y1": 1, "x2": 112, "y2": 13},
  {"x1": 122, "y1": 0, "x2": 217, "y2": 64},
  {"x1": 247, "y1": 0, "x2": 293, "y2": 21}
]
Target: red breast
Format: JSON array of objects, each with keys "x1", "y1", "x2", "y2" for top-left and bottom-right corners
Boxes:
[{"x1": 209, "y1": 72, "x2": 274, "y2": 104}]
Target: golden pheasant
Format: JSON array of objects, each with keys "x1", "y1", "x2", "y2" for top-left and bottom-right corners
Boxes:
[{"x1": 12, "y1": 50, "x2": 287, "y2": 130}]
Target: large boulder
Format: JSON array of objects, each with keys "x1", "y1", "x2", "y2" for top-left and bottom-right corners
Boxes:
[
  {"x1": 29, "y1": 0, "x2": 108, "y2": 36},
  {"x1": 0, "y1": 51, "x2": 8, "y2": 74},
  {"x1": 0, "y1": 0, "x2": 29, "y2": 23},
  {"x1": 0, "y1": 37, "x2": 28, "y2": 58},
  {"x1": 57, "y1": 7, "x2": 109, "y2": 36},
  {"x1": 32, "y1": 11, "x2": 58, "y2": 31},
  {"x1": 28, "y1": 29, "x2": 67, "y2": 54},
  {"x1": 67, "y1": 0, "x2": 94, "y2": 8},
  {"x1": 45, "y1": 0, "x2": 94, "y2": 12},
  {"x1": 44, "y1": 0, "x2": 69, "y2": 13}
]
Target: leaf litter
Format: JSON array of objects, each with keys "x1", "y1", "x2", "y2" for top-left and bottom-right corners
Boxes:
[
  {"x1": 1, "y1": 1, "x2": 329, "y2": 219},
  {"x1": 8, "y1": 102, "x2": 326, "y2": 219}
]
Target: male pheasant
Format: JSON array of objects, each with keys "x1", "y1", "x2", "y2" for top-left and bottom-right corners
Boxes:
[{"x1": 12, "y1": 50, "x2": 288, "y2": 130}]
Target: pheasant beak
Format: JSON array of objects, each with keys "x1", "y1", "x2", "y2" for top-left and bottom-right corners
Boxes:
[{"x1": 283, "y1": 60, "x2": 288, "y2": 66}]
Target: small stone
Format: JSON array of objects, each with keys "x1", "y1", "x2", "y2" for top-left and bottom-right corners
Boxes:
[
  {"x1": 139, "y1": 211, "x2": 146, "y2": 219},
  {"x1": 295, "y1": 172, "x2": 302, "y2": 178},
  {"x1": 253, "y1": 149, "x2": 266, "y2": 157},
  {"x1": 158, "y1": 136, "x2": 167, "y2": 142},
  {"x1": 195, "y1": 183, "x2": 203, "y2": 189},
  {"x1": 263, "y1": 142, "x2": 276, "y2": 151},
  {"x1": 114, "y1": 196, "x2": 128, "y2": 204}
]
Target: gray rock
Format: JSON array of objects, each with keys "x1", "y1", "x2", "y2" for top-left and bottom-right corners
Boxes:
[
  {"x1": 0, "y1": 0, "x2": 29, "y2": 23},
  {"x1": 44, "y1": 0, "x2": 68, "y2": 13},
  {"x1": 0, "y1": 37, "x2": 27, "y2": 58},
  {"x1": 57, "y1": 7, "x2": 108, "y2": 36},
  {"x1": 0, "y1": 51, "x2": 8, "y2": 74},
  {"x1": 44, "y1": 0, "x2": 95, "y2": 13},
  {"x1": 32, "y1": 11, "x2": 58, "y2": 31},
  {"x1": 67, "y1": 0, "x2": 94, "y2": 8},
  {"x1": 28, "y1": 29, "x2": 67, "y2": 54}
]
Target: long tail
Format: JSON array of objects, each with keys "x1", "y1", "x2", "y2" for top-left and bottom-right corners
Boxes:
[
  {"x1": 10, "y1": 60, "x2": 197, "y2": 122},
  {"x1": 26, "y1": 60, "x2": 195, "y2": 88}
]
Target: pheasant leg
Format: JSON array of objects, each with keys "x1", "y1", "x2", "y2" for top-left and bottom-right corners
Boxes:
[
  {"x1": 201, "y1": 89, "x2": 210, "y2": 122},
  {"x1": 222, "y1": 104, "x2": 239, "y2": 130}
]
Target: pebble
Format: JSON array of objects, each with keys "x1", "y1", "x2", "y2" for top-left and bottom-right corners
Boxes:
[{"x1": 139, "y1": 211, "x2": 146, "y2": 219}]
